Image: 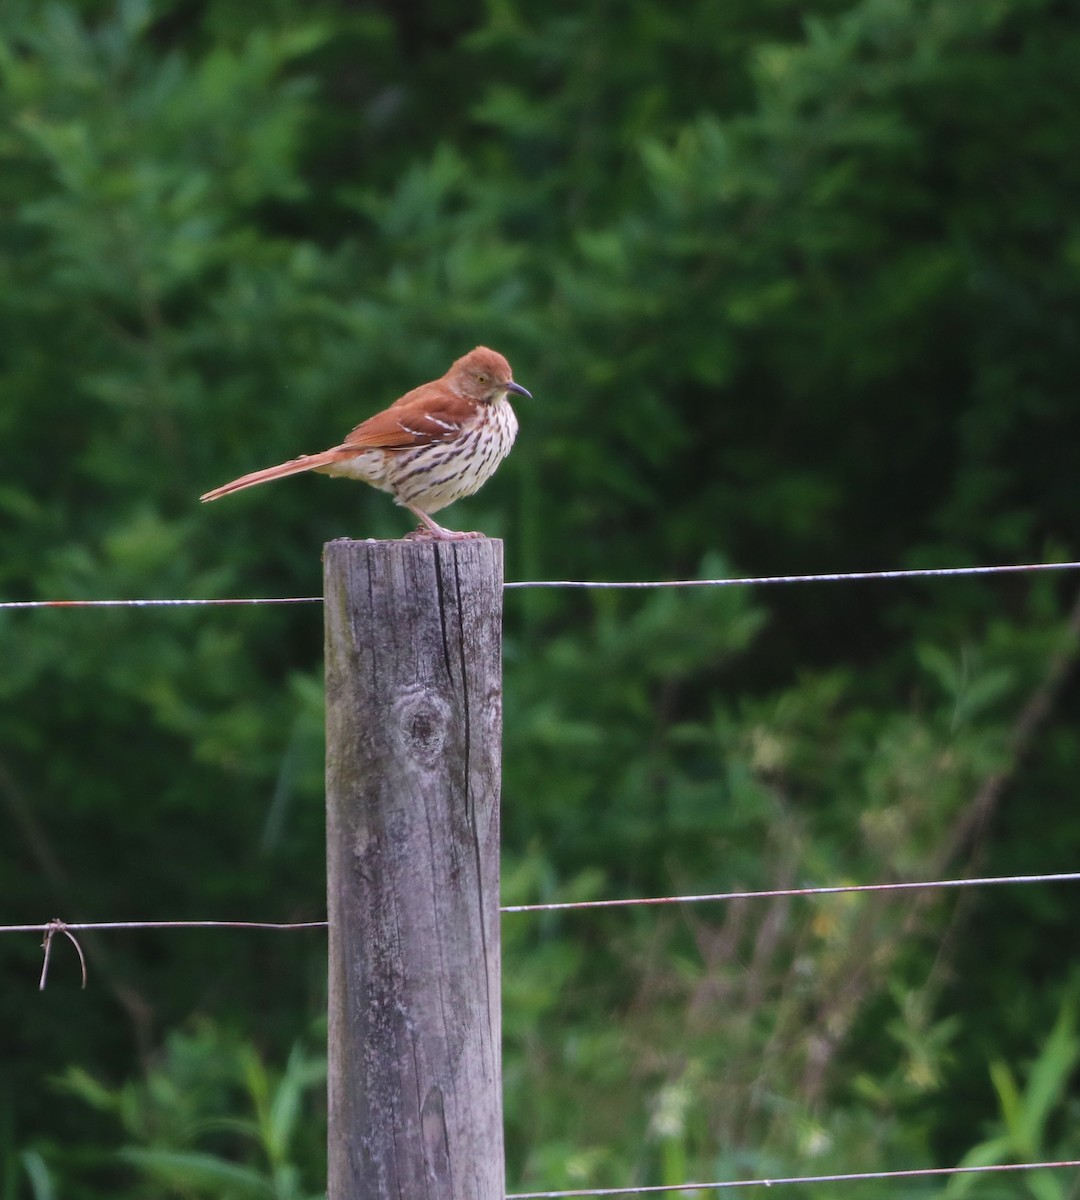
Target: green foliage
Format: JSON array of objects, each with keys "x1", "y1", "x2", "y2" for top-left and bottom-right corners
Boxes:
[
  {"x1": 505, "y1": 552, "x2": 767, "y2": 881},
  {"x1": 3, "y1": 0, "x2": 1080, "y2": 1196},
  {"x1": 14, "y1": 1151, "x2": 56, "y2": 1200},
  {"x1": 58, "y1": 1021, "x2": 326, "y2": 1198},
  {"x1": 944, "y1": 989, "x2": 1080, "y2": 1198}
]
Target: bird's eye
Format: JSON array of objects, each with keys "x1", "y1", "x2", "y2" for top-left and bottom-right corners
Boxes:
[{"x1": 476, "y1": 372, "x2": 489, "y2": 384}]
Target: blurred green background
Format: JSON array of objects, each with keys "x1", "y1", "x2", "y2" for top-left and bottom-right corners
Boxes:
[{"x1": 3, "y1": 0, "x2": 1080, "y2": 1196}]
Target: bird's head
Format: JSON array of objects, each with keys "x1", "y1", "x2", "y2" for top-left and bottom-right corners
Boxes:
[{"x1": 451, "y1": 346, "x2": 531, "y2": 404}]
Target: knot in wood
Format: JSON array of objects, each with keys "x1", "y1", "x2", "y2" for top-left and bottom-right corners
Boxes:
[{"x1": 392, "y1": 689, "x2": 451, "y2": 765}]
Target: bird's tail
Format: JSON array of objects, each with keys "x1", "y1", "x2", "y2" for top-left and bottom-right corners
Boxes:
[{"x1": 200, "y1": 448, "x2": 348, "y2": 502}]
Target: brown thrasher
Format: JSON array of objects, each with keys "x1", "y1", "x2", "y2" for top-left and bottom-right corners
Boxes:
[{"x1": 200, "y1": 346, "x2": 530, "y2": 539}]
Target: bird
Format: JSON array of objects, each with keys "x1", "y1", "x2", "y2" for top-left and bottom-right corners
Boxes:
[{"x1": 200, "y1": 346, "x2": 530, "y2": 540}]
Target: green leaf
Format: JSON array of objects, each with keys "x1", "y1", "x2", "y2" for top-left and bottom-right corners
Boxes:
[
  {"x1": 19, "y1": 1151, "x2": 56, "y2": 1200},
  {"x1": 119, "y1": 1147, "x2": 275, "y2": 1196}
]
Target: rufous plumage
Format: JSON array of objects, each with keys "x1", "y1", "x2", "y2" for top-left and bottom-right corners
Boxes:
[{"x1": 200, "y1": 346, "x2": 530, "y2": 539}]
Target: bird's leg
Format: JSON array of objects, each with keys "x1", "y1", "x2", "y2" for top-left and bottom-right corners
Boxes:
[{"x1": 404, "y1": 505, "x2": 483, "y2": 541}]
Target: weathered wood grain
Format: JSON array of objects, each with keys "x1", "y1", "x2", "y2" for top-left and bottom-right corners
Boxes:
[{"x1": 324, "y1": 537, "x2": 504, "y2": 1200}]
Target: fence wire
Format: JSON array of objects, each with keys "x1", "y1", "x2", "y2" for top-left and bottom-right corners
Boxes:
[
  {"x1": 505, "y1": 1158, "x2": 1080, "y2": 1197},
  {"x1": 6, "y1": 869, "x2": 1080, "y2": 984},
  {"x1": 2, "y1": 557, "x2": 1080, "y2": 609}
]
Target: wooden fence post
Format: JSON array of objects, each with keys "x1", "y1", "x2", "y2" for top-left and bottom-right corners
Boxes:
[{"x1": 323, "y1": 537, "x2": 505, "y2": 1200}]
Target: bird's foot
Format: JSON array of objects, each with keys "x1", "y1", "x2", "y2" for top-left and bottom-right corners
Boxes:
[
  {"x1": 404, "y1": 524, "x2": 483, "y2": 541},
  {"x1": 403, "y1": 506, "x2": 484, "y2": 540}
]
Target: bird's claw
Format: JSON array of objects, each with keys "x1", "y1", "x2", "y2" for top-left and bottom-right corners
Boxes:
[{"x1": 404, "y1": 525, "x2": 484, "y2": 542}]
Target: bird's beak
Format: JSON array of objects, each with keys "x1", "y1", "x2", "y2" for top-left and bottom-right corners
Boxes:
[{"x1": 505, "y1": 381, "x2": 532, "y2": 399}]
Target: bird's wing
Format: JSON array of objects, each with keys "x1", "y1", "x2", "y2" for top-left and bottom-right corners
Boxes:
[{"x1": 340, "y1": 392, "x2": 473, "y2": 451}]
